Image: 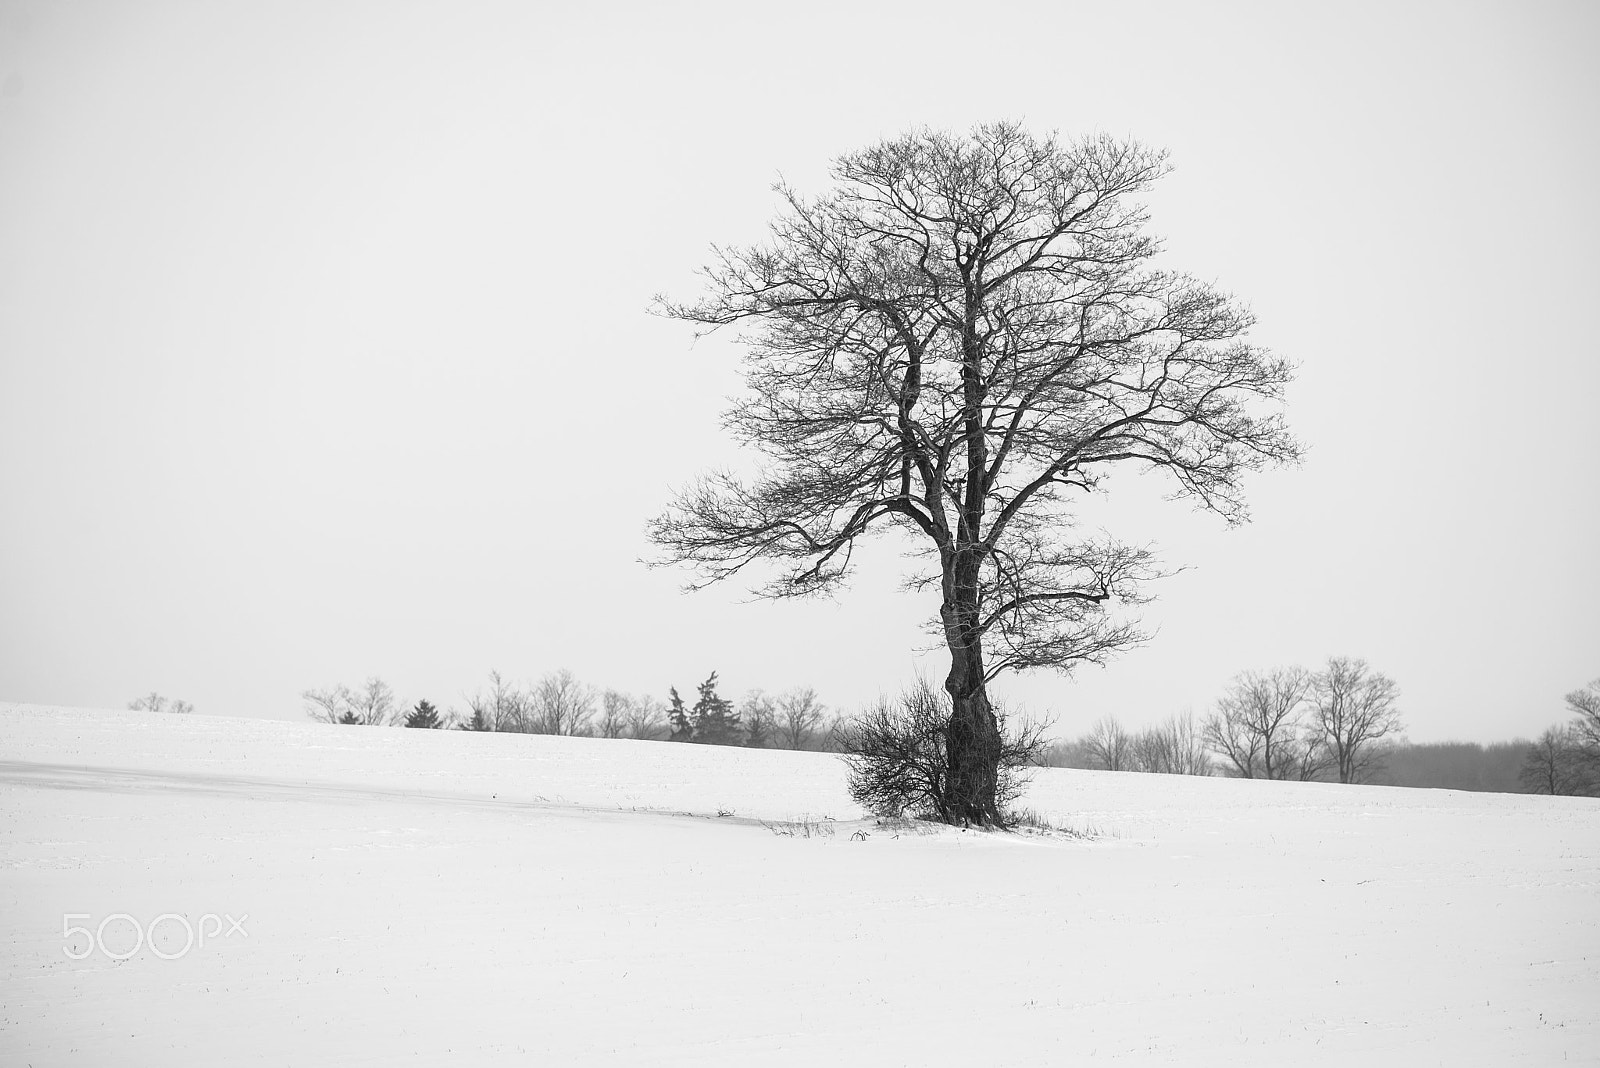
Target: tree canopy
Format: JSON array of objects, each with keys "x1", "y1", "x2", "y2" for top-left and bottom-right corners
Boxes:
[{"x1": 651, "y1": 122, "x2": 1298, "y2": 823}]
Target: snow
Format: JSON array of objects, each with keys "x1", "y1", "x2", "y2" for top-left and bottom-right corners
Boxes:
[{"x1": 2, "y1": 703, "x2": 1596, "y2": 1065}]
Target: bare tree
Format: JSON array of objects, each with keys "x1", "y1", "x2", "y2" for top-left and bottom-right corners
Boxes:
[
  {"x1": 1132, "y1": 713, "x2": 1212, "y2": 775},
  {"x1": 1083, "y1": 715, "x2": 1133, "y2": 771},
  {"x1": 1310, "y1": 657, "x2": 1402, "y2": 783},
  {"x1": 1566, "y1": 678, "x2": 1600, "y2": 764},
  {"x1": 742, "y1": 690, "x2": 775, "y2": 747},
  {"x1": 128, "y1": 692, "x2": 193, "y2": 714},
  {"x1": 302, "y1": 686, "x2": 349, "y2": 725},
  {"x1": 302, "y1": 677, "x2": 396, "y2": 726},
  {"x1": 650, "y1": 123, "x2": 1297, "y2": 824},
  {"x1": 1282, "y1": 730, "x2": 1334, "y2": 782},
  {"x1": 1519, "y1": 725, "x2": 1593, "y2": 796},
  {"x1": 1204, "y1": 667, "x2": 1316, "y2": 779},
  {"x1": 532, "y1": 669, "x2": 595, "y2": 736},
  {"x1": 463, "y1": 670, "x2": 533, "y2": 732},
  {"x1": 597, "y1": 690, "x2": 631, "y2": 739},
  {"x1": 624, "y1": 695, "x2": 664, "y2": 740},
  {"x1": 352, "y1": 677, "x2": 398, "y2": 726},
  {"x1": 776, "y1": 687, "x2": 825, "y2": 749},
  {"x1": 818, "y1": 714, "x2": 851, "y2": 753}
]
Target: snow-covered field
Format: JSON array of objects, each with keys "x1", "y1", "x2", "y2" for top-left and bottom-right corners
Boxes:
[{"x1": 1, "y1": 704, "x2": 1595, "y2": 1065}]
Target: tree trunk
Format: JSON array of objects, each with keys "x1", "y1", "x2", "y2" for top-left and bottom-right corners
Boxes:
[{"x1": 939, "y1": 576, "x2": 1003, "y2": 825}]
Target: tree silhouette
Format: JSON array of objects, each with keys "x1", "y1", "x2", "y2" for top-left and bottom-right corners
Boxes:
[
  {"x1": 652, "y1": 123, "x2": 1297, "y2": 823},
  {"x1": 405, "y1": 700, "x2": 443, "y2": 729},
  {"x1": 691, "y1": 672, "x2": 743, "y2": 746},
  {"x1": 665, "y1": 687, "x2": 693, "y2": 742}
]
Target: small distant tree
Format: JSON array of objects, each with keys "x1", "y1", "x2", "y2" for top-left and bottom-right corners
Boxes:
[
  {"x1": 1310, "y1": 657, "x2": 1402, "y2": 783},
  {"x1": 405, "y1": 700, "x2": 443, "y2": 729},
  {"x1": 458, "y1": 706, "x2": 491, "y2": 731},
  {"x1": 1518, "y1": 725, "x2": 1592, "y2": 796},
  {"x1": 742, "y1": 690, "x2": 775, "y2": 747},
  {"x1": 351, "y1": 677, "x2": 398, "y2": 726},
  {"x1": 776, "y1": 687, "x2": 825, "y2": 749},
  {"x1": 128, "y1": 692, "x2": 193, "y2": 714},
  {"x1": 463, "y1": 670, "x2": 531, "y2": 732},
  {"x1": 303, "y1": 677, "x2": 397, "y2": 726},
  {"x1": 691, "y1": 672, "x2": 743, "y2": 746},
  {"x1": 597, "y1": 690, "x2": 631, "y2": 739},
  {"x1": 625, "y1": 695, "x2": 665, "y2": 740},
  {"x1": 498, "y1": 671, "x2": 533, "y2": 733},
  {"x1": 665, "y1": 687, "x2": 693, "y2": 742},
  {"x1": 531, "y1": 670, "x2": 595, "y2": 736},
  {"x1": 1204, "y1": 667, "x2": 1321, "y2": 779},
  {"x1": 1083, "y1": 716, "x2": 1133, "y2": 771},
  {"x1": 338, "y1": 710, "x2": 360, "y2": 725},
  {"x1": 1131, "y1": 713, "x2": 1212, "y2": 776}
]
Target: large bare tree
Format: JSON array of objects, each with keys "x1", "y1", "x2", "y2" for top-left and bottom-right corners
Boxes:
[{"x1": 650, "y1": 123, "x2": 1297, "y2": 824}]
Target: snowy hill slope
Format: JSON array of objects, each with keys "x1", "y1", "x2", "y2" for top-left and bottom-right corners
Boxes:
[{"x1": 2, "y1": 703, "x2": 1596, "y2": 1065}]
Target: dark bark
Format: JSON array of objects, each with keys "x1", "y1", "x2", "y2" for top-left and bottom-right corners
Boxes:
[
  {"x1": 938, "y1": 536, "x2": 1005, "y2": 821},
  {"x1": 941, "y1": 631, "x2": 1002, "y2": 824}
]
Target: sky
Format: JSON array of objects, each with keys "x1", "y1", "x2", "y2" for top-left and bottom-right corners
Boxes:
[{"x1": 1, "y1": 0, "x2": 1596, "y2": 743}]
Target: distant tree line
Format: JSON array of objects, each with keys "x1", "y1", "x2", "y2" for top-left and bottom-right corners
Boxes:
[
  {"x1": 292, "y1": 662, "x2": 1600, "y2": 800},
  {"x1": 1044, "y1": 656, "x2": 1403, "y2": 784},
  {"x1": 127, "y1": 692, "x2": 193, "y2": 714},
  {"x1": 301, "y1": 670, "x2": 839, "y2": 751},
  {"x1": 1040, "y1": 664, "x2": 1600, "y2": 797}
]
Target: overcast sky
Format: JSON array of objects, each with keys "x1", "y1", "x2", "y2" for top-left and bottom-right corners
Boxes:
[{"x1": 1, "y1": 0, "x2": 1595, "y2": 742}]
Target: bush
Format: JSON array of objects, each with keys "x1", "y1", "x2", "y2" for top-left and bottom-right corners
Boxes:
[{"x1": 837, "y1": 678, "x2": 1048, "y2": 826}]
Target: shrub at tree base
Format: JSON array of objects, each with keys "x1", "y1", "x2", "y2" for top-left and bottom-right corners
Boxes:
[{"x1": 838, "y1": 679, "x2": 1047, "y2": 827}]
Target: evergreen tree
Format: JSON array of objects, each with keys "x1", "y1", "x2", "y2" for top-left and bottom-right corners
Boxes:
[
  {"x1": 692, "y1": 672, "x2": 743, "y2": 746},
  {"x1": 405, "y1": 700, "x2": 442, "y2": 729},
  {"x1": 666, "y1": 687, "x2": 694, "y2": 742},
  {"x1": 337, "y1": 710, "x2": 361, "y2": 725},
  {"x1": 458, "y1": 707, "x2": 491, "y2": 731}
]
